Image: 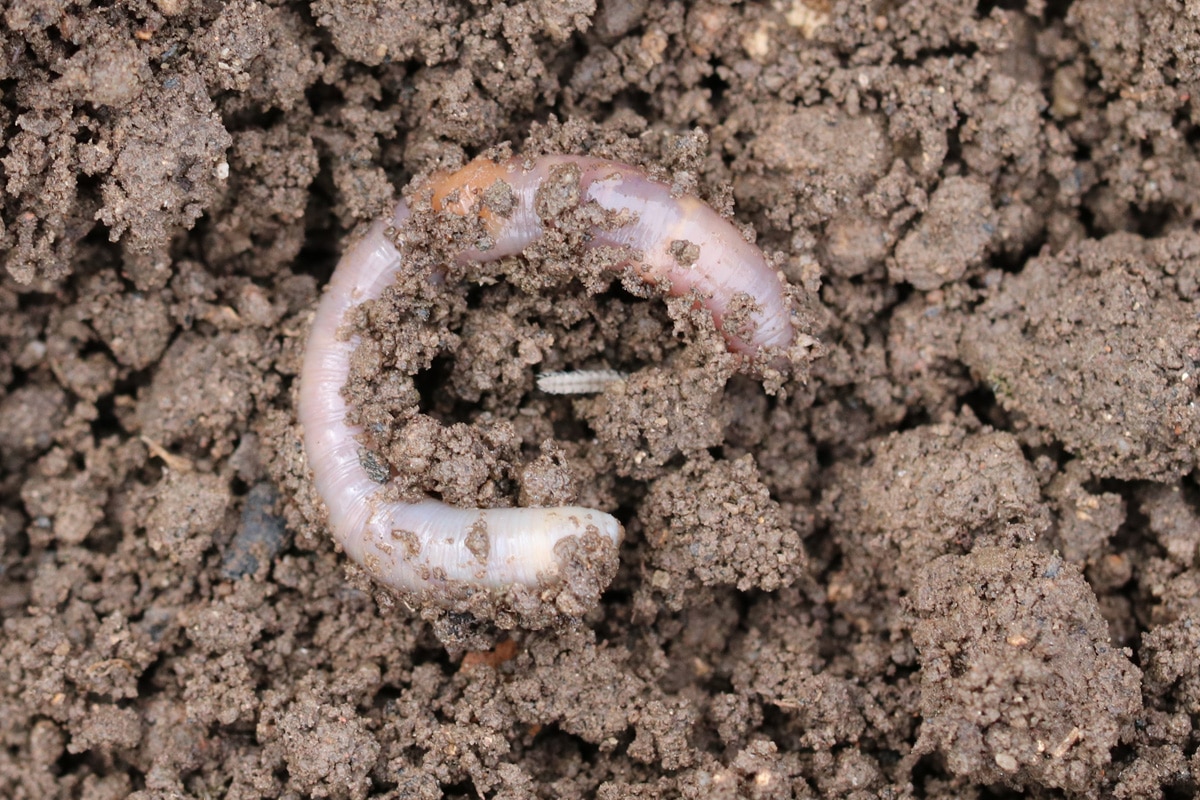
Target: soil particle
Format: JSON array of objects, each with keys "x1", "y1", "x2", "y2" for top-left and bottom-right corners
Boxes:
[
  {"x1": 503, "y1": 628, "x2": 694, "y2": 767},
  {"x1": 145, "y1": 471, "x2": 233, "y2": 566},
  {"x1": 381, "y1": 414, "x2": 521, "y2": 507},
  {"x1": 580, "y1": 358, "x2": 737, "y2": 480},
  {"x1": 135, "y1": 330, "x2": 280, "y2": 459},
  {"x1": 67, "y1": 704, "x2": 143, "y2": 756},
  {"x1": 1046, "y1": 461, "x2": 1127, "y2": 566},
  {"x1": 638, "y1": 452, "x2": 803, "y2": 612},
  {"x1": 891, "y1": 176, "x2": 998, "y2": 290},
  {"x1": 204, "y1": 124, "x2": 321, "y2": 278},
  {"x1": 960, "y1": 231, "x2": 1200, "y2": 481},
  {"x1": 885, "y1": 288, "x2": 974, "y2": 419},
  {"x1": 94, "y1": 70, "x2": 232, "y2": 286},
  {"x1": 592, "y1": 0, "x2": 647, "y2": 41},
  {"x1": 823, "y1": 417, "x2": 1049, "y2": 598},
  {"x1": 750, "y1": 104, "x2": 888, "y2": 192},
  {"x1": 277, "y1": 695, "x2": 381, "y2": 799},
  {"x1": 516, "y1": 441, "x2": 578, "y2": 507},
  {"x1": 729, "y1": 596, "x2": 878, "y2": 753},
  {"x1": 81, "y1": 270, "x2": 174, "y2": 371},
  {"x1": 909, "y1": 545, "x2": 1142, "y2": 794},
  {"x1": 1141, "y1": 483, "x2": 1200, "y2": 568},
  {"x1": 0, "y1": 383, "x2": 68, "y2": 467},
  {"x1": 1138, "y1": 483, "x2": 1200, "y2": 720}
]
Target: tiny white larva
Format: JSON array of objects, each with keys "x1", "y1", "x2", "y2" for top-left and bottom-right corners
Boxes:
[{"x1": 536, "y1": 369, "x2": 627, "y2": 395}]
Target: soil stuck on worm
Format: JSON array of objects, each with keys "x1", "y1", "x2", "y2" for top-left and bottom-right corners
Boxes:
[{"x1": 2, "y1": 1, "x2": 1200, "y2": 798}]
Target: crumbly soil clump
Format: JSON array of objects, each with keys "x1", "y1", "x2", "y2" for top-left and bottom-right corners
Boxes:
[{"x1": 3, "y1": 1, "x2": 1200, "y2": 798}]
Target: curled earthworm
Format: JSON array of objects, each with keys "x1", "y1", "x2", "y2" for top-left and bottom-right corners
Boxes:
[{"x1": 298, "y1": 154, "x2": 794, "y2": 598}]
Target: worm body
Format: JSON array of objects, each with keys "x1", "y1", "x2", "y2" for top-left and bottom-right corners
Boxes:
[{"x1": 298, "y1": 155, "x2": 794, "y2": 598}]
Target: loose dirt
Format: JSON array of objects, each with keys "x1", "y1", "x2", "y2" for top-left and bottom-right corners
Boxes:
[{"x1": 3, "y1": 1, "x2": 1200, "y2": 797}]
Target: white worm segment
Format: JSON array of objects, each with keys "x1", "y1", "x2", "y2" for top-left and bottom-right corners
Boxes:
[
  {"x1": 298, "y1": 155, "x2": 795, "y2": 595},
  {"x1": 537, "y1": 369, "x2": 627, "y2": 395},
  {"x1": 298, "y1": 205, "x2": 620, "y2": 593}
]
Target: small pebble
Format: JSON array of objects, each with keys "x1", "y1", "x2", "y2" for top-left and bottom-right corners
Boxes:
[{"x1": 222, "y1": 483, "x2": 290, "y2": 580}]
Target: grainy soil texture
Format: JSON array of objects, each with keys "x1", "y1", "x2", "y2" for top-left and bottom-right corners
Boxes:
[{"x1": 3, "y1": 0, "x2": 1200, "y2": 798}]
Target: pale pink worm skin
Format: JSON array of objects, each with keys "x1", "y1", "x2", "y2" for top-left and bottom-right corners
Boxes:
[{"x1": 298, "y1": 155, "x2": 794, "y2": 595}]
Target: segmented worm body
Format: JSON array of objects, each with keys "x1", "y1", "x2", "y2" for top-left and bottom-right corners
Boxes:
[{"x1": 299, "y1": 155, "x2": 794, "y2": 598}]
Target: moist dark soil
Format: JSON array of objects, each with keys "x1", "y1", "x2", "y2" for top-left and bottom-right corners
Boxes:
[{"x1": 3, "y1": 1, "x2": 1200, "y2": 798}]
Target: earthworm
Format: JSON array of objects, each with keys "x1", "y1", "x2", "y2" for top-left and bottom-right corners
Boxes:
[{"x1": 298, "y1": 154, "x2": 795, "y2": 597}]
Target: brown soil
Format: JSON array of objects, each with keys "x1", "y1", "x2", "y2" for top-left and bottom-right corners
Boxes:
[{"x1": 2, "y1": 1, "x2": 1199, "y2": 797}]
